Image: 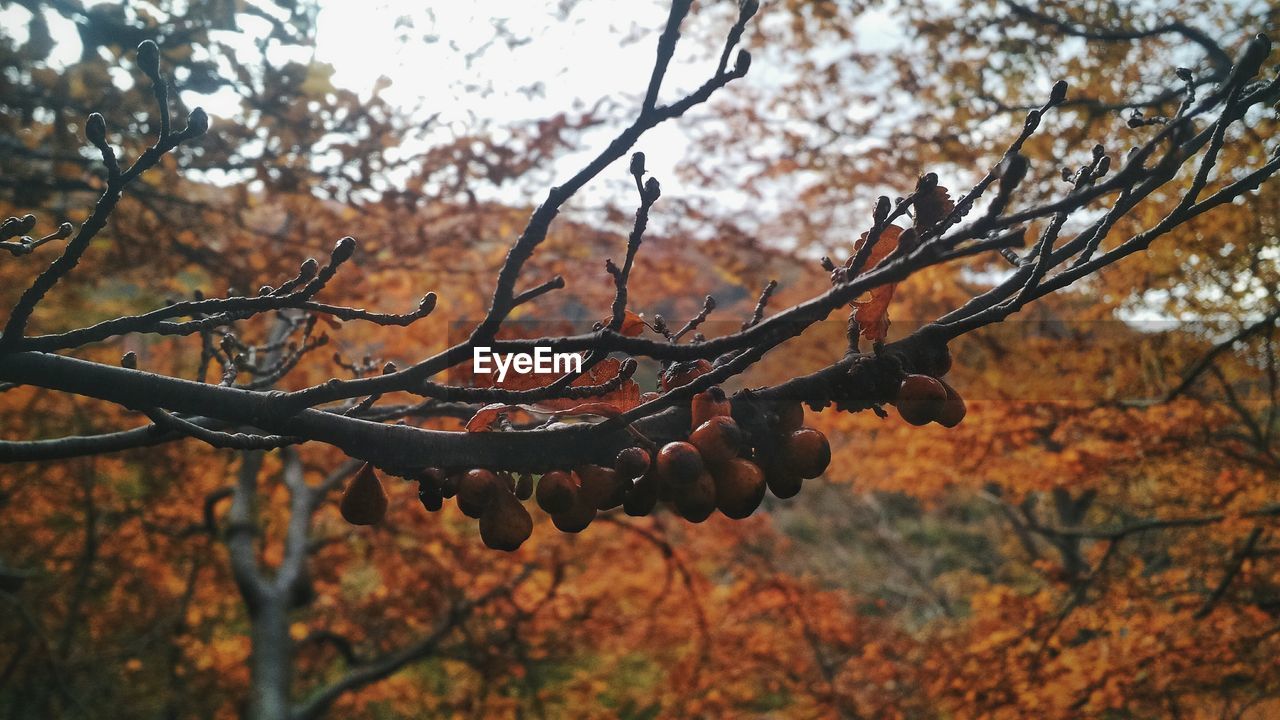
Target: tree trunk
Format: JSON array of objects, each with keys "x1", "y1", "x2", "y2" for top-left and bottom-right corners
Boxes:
[{"x1": 247, "y1": 595, "x2": 292, "y2": 720}]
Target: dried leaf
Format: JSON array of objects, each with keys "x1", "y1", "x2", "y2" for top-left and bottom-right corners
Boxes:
[
  {"x1": 617, "y1": 311, "x2": 648, "y2": 337},
  {"x1": 848, "y1": 225, "x2": 903, "y2": 342},
  {"x1": 914, "y1": 184, "x2": 955, "y2": 231}
]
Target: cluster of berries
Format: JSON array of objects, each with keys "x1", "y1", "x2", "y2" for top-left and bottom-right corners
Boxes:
[{"x1": 339, "y1": 385, "x2": 831, "y2": 551}]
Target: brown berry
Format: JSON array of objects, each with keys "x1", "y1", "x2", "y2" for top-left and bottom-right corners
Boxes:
[
  {"x1": 672, "y1": 471, "x2": 717, "y2": 523},
  {"x1": 656, "y1": 441, "x2": 705, "y2": 486},
  {"x1": 661, "y1": 359, "x2": 712, "y2": 391},
  {"x1": 691, "y1": 385, "x2": 732, "y2": 428},
  {"x1": 417, "y1": 475, "x2": 443, "y2": 512},
  {"x1": 514, "y1": 473, "x2": 534, "y2": 501},
  {"x1": 781, "y1": 427, "x2": 830, "y2": 480},
  {"x1": 440, "y1": 471, "x2": 460, "y2": 499},
  {"x1": 535, "y1": 471, "x2": 577, "y2": 515},
  {"x1": 457, "y1": 469, "x2": 498, "y2": 519},
  {"x1": 614, "y1": 447, "x2": 651, "y2": 480},
  {"x1": 577, "y1": 464, "x2": 626, "y2": 511},
  {"x1": 765, "y1": 467, "x2": 803, "y2": 499},
  {"x1": 623, "y1": 471, "x2": 660, "y2": 517},
  {"x1": 934, "y1": 379, "x2": 967, "y2": 428},
  {"x1": 896, "y1": 374, "x2": 947, "y2": 426},
  {"x1": 689, "y1": 416, "x2": 743, "y2": 466},
  {"x1": 713, "y1": 458, "x2": 766, "y2": 519},
  {"x1": 417, "y1": 467, "x2": 445, "y2": 512},
  {"x1": 479, "y1": 491, "x2": 533, "y2": 552},
  {"x1": 551, "y1": 492, "x2": 597, "y2": 533},
  {"x1": 339, "y1": 463, "x2": 387, "y2": 526}
]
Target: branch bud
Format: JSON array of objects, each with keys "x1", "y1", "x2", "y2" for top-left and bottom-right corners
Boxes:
[
  {"x1": 873, "y1": 195, "x2": 891, "y2": 225},
  {"x1": 136, "y1": 40, "x2": 161, "y2": 78},
  {"x1": 331, "y1": 236, "x2": 357, "y2": 263},
  {"x1": 734, "y1": 49, "x2": 752, "y2": 76},
  {"x1": 85, "y1": 113, "x2": 106, "y2": 146},
  {"x1": 738, "y1": 0, "x2": 760, "y2": 21},
  {"x1": 1048, "y1": 80, "x2": 1068, "y2": 106},
  {"x1": 185, "y1": 107, "x2": 209, "y2": 137},
  {"x1": 998, "y1": 153, "x2": 1028, "y2": 196},
  {"x1": 643, "y1": 176, "x2": 661, "y2": 202},
  {"x1": 629, "y1": 151, "x2": 646, "y2": 177},
  {"x1": 419, "y1": 292, "x2": 437, "y2": 314},
  {"x1": 1023, "y1": 109, "x2": 1040, "y2": 132},
  {"x1": 298, "y1": 258, "x2": 318, "y2": 280},
  {"x1": 1231, "y1": 33, "x2": 1272, "y2": 84}
]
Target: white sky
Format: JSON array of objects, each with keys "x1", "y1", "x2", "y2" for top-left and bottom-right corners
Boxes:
[{"x1": 1, "y1": 0, "x2": 901, "y2": 229}]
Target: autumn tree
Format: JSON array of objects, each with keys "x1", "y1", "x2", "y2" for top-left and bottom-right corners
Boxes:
[{"x1": 2, "y1": 1, "x2": 1280, "y2": 718}]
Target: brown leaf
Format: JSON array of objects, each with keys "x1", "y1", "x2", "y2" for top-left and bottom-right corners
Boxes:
[
  {"x1": 847, "y1": 225, "x2": 903, "y2": 343},
  {"x1": 617, "y1": 310, "x2": 648, "y2": 337},
  {"x1": 914, "y1": 184, "x2": 955, "y2": 232}
]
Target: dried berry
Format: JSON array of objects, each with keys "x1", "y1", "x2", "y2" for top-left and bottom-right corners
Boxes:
[
  {"x1": 457, "y1": 469, "x2": 498, "y2": 518},
  {"x1": 672, "y1": 471, "x2": 717, "y2": 523},
  {"x1": 781, "y1": 427, "x2": 831, "y2": 480},
  {"x1": 614, "y1": 446, "x2": 651, "y2": 480},
  {"x1": 656, "y1": 441, "x2": 705, "y2": 486},
  {"x1": 417, "y1": 480, "x2": 443, "y2": 513},
  {"x1": 440, "y1": 471, "x2": 460, "y2": 499},
  {"x1": 479, "y1": 491, "x2": 533, "y2": 552},
  {"x1": 623, "y1": 471, "x2": 660, "y2": 517},
  {"x1": 577, "y1": 464, "x2": 626, "y2": 511},
  {"x1": 691, "y1": 385, "x2": 732, "y2": 428},
  {"x1": 514, "y1": 473, "x2": 534, "y2": 501},
  {"x1": 935, "y1": 379, "x2": 967, "y2": 428},
  {"x1": 689, "y1": 416, "x2": 743, "y2": 466},
  {"x1": 535, "y1": 470, "x2": 577, "y2": 515},
  {"x1": 551, "y1": 491, "x2": 597, "y2": 533},
  {"x1": 896, "y1": 374, "x2": 947, "y2": 426},
  {"x1": 713, "y1": 458, "x2": 766, "y2": 519},
  {"x1": 660, "y1": 359, "x2": 712, "y2": 391},
  {"x1": 339, "y1": 463, "x2": 387, "y2": 526},
  {"x1": 765, "y1": 467, "x2": 803, "y2": 499}
]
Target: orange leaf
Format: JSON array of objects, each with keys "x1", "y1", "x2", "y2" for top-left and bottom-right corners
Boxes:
[
  {"x1": 848, "y1": 225, "x2": 903, "y2": 343},
  {"x1": 617, "y1": 311, "x2": 647, "y2": 337},
  {"x1": 465, "y1": 403, "x2": 512, "y2": 432}
]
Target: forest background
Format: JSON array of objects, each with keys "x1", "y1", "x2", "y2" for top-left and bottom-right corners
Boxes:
[{"x1": 2, "y1": 0, "x2": 1280, "y2": 718}]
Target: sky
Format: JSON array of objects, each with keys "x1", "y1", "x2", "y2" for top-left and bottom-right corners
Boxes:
[{"x1": 0, "y1": 0, "x2": 902, "y2": 219}]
